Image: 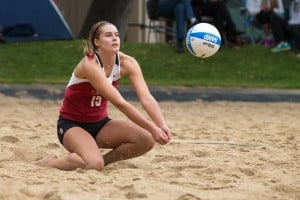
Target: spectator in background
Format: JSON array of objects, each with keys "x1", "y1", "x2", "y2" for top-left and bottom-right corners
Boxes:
[
  {"x1": 191, "y1": 0, "x2": 245, "y2": 48},
  {"x1": 151, "y1": 0, "x2": 198, "y2": 53},
  {"x1": 246, "y1": 0, "x2": 284, "y2": 47},
  {"x1": 270, "y1": 0, "x2": 300, "y2": 57},
  {"x1": 0, "y1": 25, "x2": 4, "y2": 43}
]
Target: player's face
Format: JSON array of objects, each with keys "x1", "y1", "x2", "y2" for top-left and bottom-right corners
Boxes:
[{"x1": 97, "y1": 24, "x2": 120, "y2": 53}]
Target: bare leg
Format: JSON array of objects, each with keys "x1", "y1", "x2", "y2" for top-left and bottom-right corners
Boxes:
[
  {"x1": 103, "y1": 142, "x2": 152, "y2": 166},
  {"x1": 34, "y1": 120, "x2": 155, "y2": 170},
  {"x1": 34, "y1": 127, "x2": 105, "y2": 171},
  {"x1": 33, "y1": 153, "x2": 86, "y2": 171},
  {"x1": 96, "y1": 120, "x2": 155, "y2": 166},
  {"x1": 32, "y1": 154, "x2": 57, "y2": 166},
  {"x1": 262, "y1": 23, "x2": 271, "y2": 37}
]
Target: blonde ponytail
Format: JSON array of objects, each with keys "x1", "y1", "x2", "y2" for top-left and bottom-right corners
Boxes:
[{"x1": 82, "y1": 39, "x2": 91, "y2": 56}]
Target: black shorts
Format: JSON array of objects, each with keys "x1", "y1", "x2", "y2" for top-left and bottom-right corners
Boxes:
[{"x1": 57, "y1": 116, "x2": 111, "y2": 145}]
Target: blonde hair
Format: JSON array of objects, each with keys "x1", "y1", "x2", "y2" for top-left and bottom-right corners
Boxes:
[{"x1": 83, "y1": 21, "x2": 112, "y2": 56}]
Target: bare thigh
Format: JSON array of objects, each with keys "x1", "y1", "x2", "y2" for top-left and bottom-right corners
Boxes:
[
  {"x1": 63, "y1": 127, "x2": 103, "y2": 162},
  {"x1": 95, "y1": 119, "x2": 153, "y2": 149}
]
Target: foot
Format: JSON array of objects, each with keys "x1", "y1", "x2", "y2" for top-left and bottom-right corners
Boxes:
[
  {"x1": 32, "y1": 154, "x2": 57, "y2": 167},
  {"x1": 0, "y1": 35, "x2": 4, "y2": 43},
  {"x1": 235, "y1": 36, "x2": 247, "y2": 46},
  {"x1": 271, "y1": 41, "x2": 291, "y2": 53},
  {"x1": 176, "y1": 41, "x2": 184, "y2": 53}
]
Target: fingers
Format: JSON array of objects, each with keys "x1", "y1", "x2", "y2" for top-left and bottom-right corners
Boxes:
[
  {"x1": 152, "y1": 132, "x2": 168, "y2": 145},
  {"x1": 163, "y1": 128, "x2": 172, "y2": 141},
  {"x1": 159, "y1": 131, "x2": 172, "y2": 145},
  {"x1": 152, "y1": 125, "x2": 172, "y2": 145}
]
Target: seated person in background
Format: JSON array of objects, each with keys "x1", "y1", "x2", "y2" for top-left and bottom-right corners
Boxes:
[
  {"x1": 0, "y1": 25, "x2": 4, "y2": 43},
  {"x1": 270, "y1": 0, "x2": 300, "y2": 56},
  {"x1": 191, "y1": 0, "x2": 245, "y2": 48},
  {"x1": 154, "y1": 0, "x2": 198, "y2": 53},
  {"x1": 246, "y1": 0, "x2": 284, "y2": 47}
]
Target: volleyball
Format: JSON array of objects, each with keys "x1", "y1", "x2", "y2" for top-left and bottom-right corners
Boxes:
[{"x1": 186, "y1": 23, "x2": 221, "y2": 58}]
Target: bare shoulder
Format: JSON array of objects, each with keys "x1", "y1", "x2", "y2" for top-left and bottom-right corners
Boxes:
[
  {"x1": 81, "y1": 55, "x2": 98, "y2": 68},
  {"x1": 119, "y1": 51, "x2": 138, "y2": 66},
  {"x1": 119, "y1": 51, "x2": 140, "y2": 76},
  {"x1": 120, "y1": 52, "x2": 140, "y2": 76},
  {"x1": 75, "y1": 56, "x2": 99, "y2": 78}
]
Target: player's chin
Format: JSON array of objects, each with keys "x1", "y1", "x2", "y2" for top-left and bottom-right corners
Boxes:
[{"x1": 111, "y1": 48, "x2": 120, "y2": 53}]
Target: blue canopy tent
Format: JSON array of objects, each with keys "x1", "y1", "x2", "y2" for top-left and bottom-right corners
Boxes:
[{"x1": 0, "y1": 0, "x2": 73, "y2": 42}]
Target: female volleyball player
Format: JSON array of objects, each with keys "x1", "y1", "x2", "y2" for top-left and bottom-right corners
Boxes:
[{"x1": 33, "y1": 21, "x2": 172, "y2": 171}]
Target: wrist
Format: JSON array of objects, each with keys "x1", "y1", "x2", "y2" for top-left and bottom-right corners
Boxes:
[{"x1": 147, "y1": 123, "x2": 159, "y2": 135}]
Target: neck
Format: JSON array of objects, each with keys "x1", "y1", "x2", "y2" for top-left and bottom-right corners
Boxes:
[{"x1": 96, "y1": 51, "x2": 115, "y2": 69}]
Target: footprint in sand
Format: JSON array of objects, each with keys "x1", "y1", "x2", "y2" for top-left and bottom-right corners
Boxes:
[
  {"x1": 117, "y1": 184, "x2": 147, "y2": 199},
  {"x1": 43, "y1": 190, "x2": 62, "y2": 200},
  {"x1": 0, "y1": 136, "x2": 19, "y2": 143},
  {"x1": 238, "y1": 167, "x2": 255, "y2": 176},
  {"x1": 176, "y1": 193, "x2": 202, "y2": 200}
]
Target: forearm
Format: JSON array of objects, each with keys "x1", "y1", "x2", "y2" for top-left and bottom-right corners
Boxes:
[
  {"x1": 141, "y1": 96, "x2": 167, "y2": 128},
  {"x1": 117, "y1": 101, "x2": 156, "y2": 132}
]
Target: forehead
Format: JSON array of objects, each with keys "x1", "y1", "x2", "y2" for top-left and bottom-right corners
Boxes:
[{"x1": 101, "y1": 24, "x2": 118, "y2": 33}]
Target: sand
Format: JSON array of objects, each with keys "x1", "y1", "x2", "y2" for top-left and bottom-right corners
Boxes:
[{"x1": 0, "y1": 93, "x2": 299, "y2": 200}]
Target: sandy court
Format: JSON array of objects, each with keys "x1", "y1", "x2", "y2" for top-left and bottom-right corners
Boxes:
[{"x1": 0, "y1": 93, "x2": 299, "y2": 200}]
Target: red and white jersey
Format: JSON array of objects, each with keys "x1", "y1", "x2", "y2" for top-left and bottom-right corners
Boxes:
[{"x1": 59, "y1": 52, "x2": 121, "y2": 122}]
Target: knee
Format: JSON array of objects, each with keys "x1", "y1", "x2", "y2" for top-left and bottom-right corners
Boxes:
[
  {"x1": 68, "y1": 153, "x2": 105, "y2": 171},
  {"x1": 139, "y1": 132, "x2": 155, "y2": 152},
  {"x1": 85, "y1": 158, "x2": 105, "y2": 171}
]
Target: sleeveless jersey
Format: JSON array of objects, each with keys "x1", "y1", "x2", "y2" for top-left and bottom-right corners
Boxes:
[{"x1": 59, "y1": 52, "x2": 121, "y2": 122}]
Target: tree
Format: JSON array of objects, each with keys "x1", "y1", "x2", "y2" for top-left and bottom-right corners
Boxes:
[{"x1": 79, "y1": 0, "x2": 133, "y2": 41}]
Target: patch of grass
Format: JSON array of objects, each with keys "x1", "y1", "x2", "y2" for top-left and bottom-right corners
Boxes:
[
  {"x1": 0, "y1": 40, "x2": 83, "y2": 83},
  {"x1": 0, "y1": 40, "x2": 299, "y2": 88}
]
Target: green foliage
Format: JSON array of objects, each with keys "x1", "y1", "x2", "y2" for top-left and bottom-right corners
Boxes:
[{"x1": 0, "y1": 40, "x2": 299, "y2": 88}]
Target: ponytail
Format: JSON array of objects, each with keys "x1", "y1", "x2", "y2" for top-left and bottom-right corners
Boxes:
[{"x1": 82, "y1": 39, "x2": 91, "y2": 57}]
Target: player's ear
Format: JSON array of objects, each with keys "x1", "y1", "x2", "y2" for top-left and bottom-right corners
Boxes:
[{"x1": 93, "y1": 38, "x2": 101, "y2": 49}]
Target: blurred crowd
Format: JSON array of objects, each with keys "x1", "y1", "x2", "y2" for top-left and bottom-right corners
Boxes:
[
  {"x1": 147, "y1": 0, "x2": 300, "y2": 57},
  {"x1": 246, "y1": 0, "x2": 300, "y2": 57},
  {"x1": 1, "y1": 0, "x2": 299, "y2": 58}
]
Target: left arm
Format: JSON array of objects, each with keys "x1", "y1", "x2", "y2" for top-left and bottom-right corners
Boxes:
[{"x1": 120, "y1": 52, "x2": 172, "y2": 142}]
